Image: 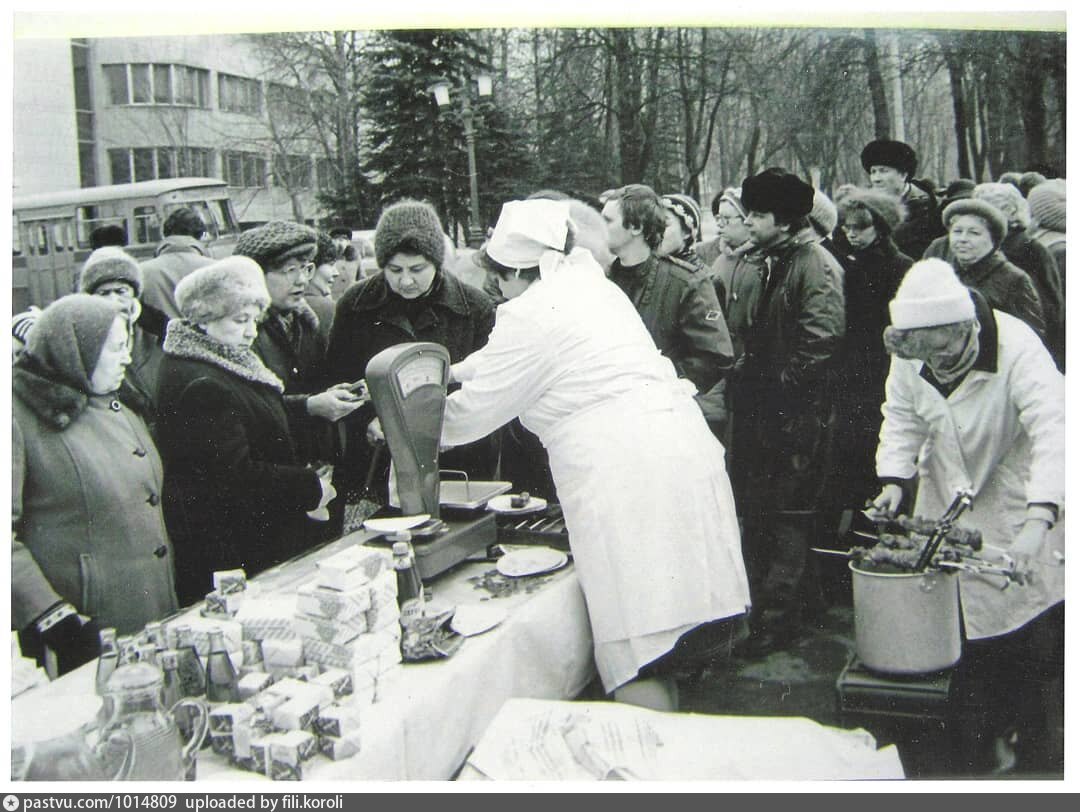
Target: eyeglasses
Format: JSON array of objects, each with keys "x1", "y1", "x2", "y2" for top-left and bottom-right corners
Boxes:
[{"x1": 270, "y1": 261, "x2": 316, "y2": 281}]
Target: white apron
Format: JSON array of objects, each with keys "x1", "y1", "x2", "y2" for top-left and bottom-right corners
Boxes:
[{"x1": 541, "y1": 382, "x2": 751, "y2": 691}]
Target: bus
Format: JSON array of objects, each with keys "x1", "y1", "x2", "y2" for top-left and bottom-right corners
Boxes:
[{"x1": 12, "y1": 177, "x2": 241, "y2": 312}]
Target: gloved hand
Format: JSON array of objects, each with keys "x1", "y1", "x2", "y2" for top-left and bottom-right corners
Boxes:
[{"x1": 21, "y1": 603, "x2": 102, "y2": 678}]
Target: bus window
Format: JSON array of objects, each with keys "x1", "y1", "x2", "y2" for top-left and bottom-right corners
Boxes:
[
  {"x1": 76, "y1": 205, "x2": 127, "y2": 249},
  {"x1": 32, "y1": 224, "x2": 50, "y2": 255},
  {"x1": 133, "y1": 205, "x2": 161, "y2": 245},
  {"x1": 53, "y1": 221, "x2": 75, "y2": 253},
  {"x1": 214, "y1": 199, "x2": 240, "y2": 235}
]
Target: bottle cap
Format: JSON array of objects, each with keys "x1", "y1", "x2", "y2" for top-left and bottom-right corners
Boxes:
[{"x1": 392, "y1": 541, "x2": 410, "y2": 556}]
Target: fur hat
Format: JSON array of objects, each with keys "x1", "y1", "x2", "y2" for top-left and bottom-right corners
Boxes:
[
  {"x1": 314, "y1": 231, "x2": 338, "y2": 267},
  {"x1": 175, "y1": 256, "x2": 271, "y2": 325},
  {"x1": 839, "y1": 188, "x2": 907, "y2": 235},
  {"x1": 889, "y1": 259, "x2": 976, "y2": 329},
  {"x1": 809, "y1": 190, "x2": 838, "y2": 237},
  {"x1": 235, "y1": 221, "x2": 318, "y2": 271},
  {"x1": 741, "y1": 169, "x2": 814, "y2": 220},
  {"x1": 12, "y1": 307, "x2": 40, "y2": 344},
  {"x1": 25, "y1": 294, "x2": 127, "y2": 393},
  {"x1": 1019, "y1": 171, "x2": 1047, "y2": 198},
  {"x1": 373, "y1": 200, "x2": 446, "y2": 269},
  {"x1": 939, "y1": 179, "x2": 976, "y2": 208},
  {"x1": 973, "y1": 182, "x2": 1030, "y2": 228},
  {"x1": 78, "y1": 247, "x2": 143, "y2": 297},
  {"x1": 1027, "y1": 178, "x2": 1065, "y2": 232},
  {"x1": 942, "y1": 198, "x2": 1009, "y2": 248},
  {"x1": 861, "y1": 139, "x2": 918, "y2": 179},
  {"x1": 661, "y1": 194, "x2": 702, "y2": 243}
]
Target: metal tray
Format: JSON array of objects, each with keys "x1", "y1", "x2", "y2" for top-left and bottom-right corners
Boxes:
[{"x1": 438, "y1": 480, "x2": 512, "y2": 510}]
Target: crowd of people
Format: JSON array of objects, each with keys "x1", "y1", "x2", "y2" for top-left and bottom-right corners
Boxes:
[{"x1": 10, "y1": 136, "x2": 1065, "y2": 773}]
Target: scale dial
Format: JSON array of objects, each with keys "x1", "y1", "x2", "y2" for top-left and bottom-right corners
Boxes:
[{"x1": 395, "y1": 353, "x2": 446, "y2": 398}]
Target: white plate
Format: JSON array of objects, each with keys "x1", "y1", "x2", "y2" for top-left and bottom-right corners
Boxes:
[
  {"x1": 450, "y1": 603, "x2": 508, "y2": 637},
  {"x1": 362, "y1": 514, "x2": 430, "y2": 534},
  {"x1": 486, "y1": 494, "x2": 549, "y2": 515},
  {"x1": 496, "y1": 547, "x2": 568, "y2": 578}
]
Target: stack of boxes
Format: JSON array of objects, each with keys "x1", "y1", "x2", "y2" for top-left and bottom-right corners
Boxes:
[{"x1": 193, "y1": 546, "x2": 403, "y2": 779}]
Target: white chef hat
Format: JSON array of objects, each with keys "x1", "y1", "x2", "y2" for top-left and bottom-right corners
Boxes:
[{"x1": 484, "y1": 199, "x2": 572, "y2": 271}]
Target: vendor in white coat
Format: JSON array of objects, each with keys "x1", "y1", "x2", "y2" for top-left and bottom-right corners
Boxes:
[
  {"x1": 441, "y1": 199, "x2": 751, "y2": 712},
  {"x1": 870, "y1": 258, "x2": 1064, "y2": 772}
]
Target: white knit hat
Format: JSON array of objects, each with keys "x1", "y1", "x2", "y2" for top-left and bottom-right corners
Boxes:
[
  {"x1": 485, "y1": 199, "x2": 571, "y2": 270},
  {"x1": 889, "y1": 258, "x2": 975, "y2": 329},
  {"x1": 175, "y1": 256, "x2": 270, "y2": 324}
]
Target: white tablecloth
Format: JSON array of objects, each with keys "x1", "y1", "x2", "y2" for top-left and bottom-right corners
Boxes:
[{"x1": 11, "y1": 532, "x2": 596, "y2": 782}]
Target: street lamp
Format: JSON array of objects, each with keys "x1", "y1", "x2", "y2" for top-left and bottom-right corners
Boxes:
[{"x1": 428, "y1": 74, "x2": 493, "y2": 248}]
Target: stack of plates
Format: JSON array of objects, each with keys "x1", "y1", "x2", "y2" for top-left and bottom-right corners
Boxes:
[{"x1": 496, "y1": 546, "x2": 568, "y2": 578}]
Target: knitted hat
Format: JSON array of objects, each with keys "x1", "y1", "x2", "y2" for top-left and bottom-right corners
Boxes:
[
  {"x1": 175, "y1": 256, "x2": 271, "y2": 325},
  {"x1": 661, "y1": 194, "x2": 702, "y2": 243},
  {"x1": 718, "y1": 187, "x2": 748, "y2": 219},
  {"x1": 373, "y1": 200, "x2": 446, "y2": 269},
  {"x1": 1027, "y1": 178, "x2": 1065, "y2": 232},
  {"x1": 839, "y1": 188, "x2": 907, "y2": 235},
  {"x1": 12, "y1": 307, "x2": 40, "y2": 344},
  {"x1": 314, "y1": 231, "x2": 338, "y2": 267},
  {"x1": 889, "y1": 259, "x2": 976, "y2": 329},
  {"x1": 861, "y1": 139, "x2": 918, "y2": 179},
  {"x1": 973, "y1": 182, "x2": 1030, "y2": 228},
  {"x1": 741, "y1": 169, "x2": 814, "y2": 220},
  {"x1": 808, "y1": 190, "x2": 838, "y2": 237},
  {"x1": 234, "y1": 220, "x2": 318, "y2": 271},
  {"x1": 939, "y1": 178, "x2": 975, "y2": 208},
  {"x1": 78, "y1": 247, "x2": 143, "y2": 297},
  {"x1": 25, "y1": 294, "x2": 127, "y2": 393},
  {"x1": 1019, "y1": 171, "x2": 1047, "y2": 198},
  {"x1": 942, "y1": 198, "x2": 1009, "y2": 248}
]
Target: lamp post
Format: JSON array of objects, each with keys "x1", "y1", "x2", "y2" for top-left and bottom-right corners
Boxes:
[{"x1": 429, "y1": 74, "x2": 492, "y2": 248}]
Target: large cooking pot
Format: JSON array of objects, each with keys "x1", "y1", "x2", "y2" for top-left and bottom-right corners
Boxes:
[{"x1": 850, "y1": 561, "x2": 962, "y2": 675}]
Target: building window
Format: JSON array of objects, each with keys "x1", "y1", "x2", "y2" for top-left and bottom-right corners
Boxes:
[
  {"x1": 103, "y1": 63, "x2": 210, "y2": 108},
  {"x1": 218, "y1": 73, "x2": 263, "y2": 115},
  {"x1": 223, "y1": 151, "x2": 267, "y2": 188},
  {"x1": 71, "y1": 39, "x2": 97, "y2": 187},
  {"x1": 273, "y1": 153, "x2": 313, "y2": 189},
  {"x1": 316, "y1": 158, "x2": 334, "y2": 193},
  {"x1": 108, "y1": 146, "x2": 215, "y2": 184}
]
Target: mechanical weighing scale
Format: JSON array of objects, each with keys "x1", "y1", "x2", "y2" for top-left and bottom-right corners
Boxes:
[{"x1": 364, "y1": 342, "x2": 501, "y2": 581}]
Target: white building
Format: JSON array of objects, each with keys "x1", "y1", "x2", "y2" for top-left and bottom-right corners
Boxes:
[{"x1": 12, "y1": 34, "x2": 333, "y2": 227}]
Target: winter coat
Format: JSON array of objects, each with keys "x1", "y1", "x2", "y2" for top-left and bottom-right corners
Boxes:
[
  {"x1": 892, "y1": 179, "x2": 944, "y2": 260},
  {"x1": 443, "y1": 247, "x2": 750, "y2": 691},
  {"x1": 733, "y1": 232, "x2": 846, "y2": 512},
  {"x1": 710, "y1": 242, "x2": 767, "y2": 366},
  {"x1": 947, "y1": 249, "x2": 1046, "y2": 345},
  {"x1": 609, "y1": 253, "x2": 733, "y2": 395},
  {"x1": 925, "y1": 229, "x2": 1063, "y2": 369},
  {"x1": 322, "y1": 270, "x2": 498, "y2": 496},
  {"x1": 139, "y1": 236, "x2": 213, "y2": 320},
  {"x1": 695, "y1": 237, "x2": 727, "y2": 269},
  {"x1": 876, "y1": 296, "x2": 1064, "y2": 640},
  {"x1": 155, "y1": 320, "x2": 323, "y2": 605},
  {"x1": 303, "y1": 278, "x2": 336, "y2": 345},
  {"x1": 12, "y1": 360, "x2": 178, "y2": 634},
  {"x1": 253, "y1": 300, "x2": 329, "y2": 464}
]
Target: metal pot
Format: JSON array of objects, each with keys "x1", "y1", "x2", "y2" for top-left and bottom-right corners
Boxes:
[{"x1": 850, "y1": 561, "x2": 962, "y2": 675}]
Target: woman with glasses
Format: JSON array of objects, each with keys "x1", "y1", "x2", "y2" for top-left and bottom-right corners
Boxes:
[
  {"x1": 323, "y1": 200, "x2": 497, "y2": 523},
  {"x1": 155, "y1": 257, "x2": 337, "y2": 604},
  {"x1": 234, "y1": 220, "x2": 364, "y2": 465}
]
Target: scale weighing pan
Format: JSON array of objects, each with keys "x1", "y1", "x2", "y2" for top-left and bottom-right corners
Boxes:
[{"x1": 439, "y1": 480, "x2": 512, "y2": 510}]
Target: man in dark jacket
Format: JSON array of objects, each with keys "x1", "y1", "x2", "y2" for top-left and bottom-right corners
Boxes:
[
  {"x1": 603, "y1": 184, "x2": 733, "y2": 398},
  {"x1": 235, "y1": 221, "x2": 363, "y2": 464},
  {"x1": 732, "y1": 168, "x2": 847, "y2": 652},
  {"x1": 139, "y1": 207, "x2": 213, "y2": 320},
  {"x1": 861, "y1": 138, "x2": 944, "y2": 259}
]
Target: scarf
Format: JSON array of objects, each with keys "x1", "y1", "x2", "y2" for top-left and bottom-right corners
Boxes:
[
  {"x1": 163, "y1": 320, "x2": 284, "y2": 393},
  {"x1": 926, "y1": 322, "x2": 981, "y2": 385}
]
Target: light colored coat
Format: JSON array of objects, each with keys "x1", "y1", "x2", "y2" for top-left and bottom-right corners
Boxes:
[
  {"x1": 444, "y1": 248, "x2": 750, "y2": 690},
  {"x1": 12, "y1": 368, "x2": 178, "y2": 633},
  {"x1": 876, "y1": 308, "x2": 1064, "y2": 639}
]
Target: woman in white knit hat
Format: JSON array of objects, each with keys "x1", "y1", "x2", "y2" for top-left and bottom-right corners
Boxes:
[
  {"x1": 442, "y1": 198, "x2": 751, "y2": 712},
  {"x1": 869, "y1": 258, "x2": 1064, "y2": 773},
  {"x1": 154, "y1": 256, "x2": 337, "y2": 604}
]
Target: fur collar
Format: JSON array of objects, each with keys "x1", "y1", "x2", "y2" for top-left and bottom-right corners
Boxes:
[
  {"x1": 272, "y1": 299, "x2": 320, "y2": 331},
  {"x1": 163, "y1": 320, "x2": 284, "y2": 393},
  {"x1": 12, "y1": 360, "x2": 90, "y2": 430}
]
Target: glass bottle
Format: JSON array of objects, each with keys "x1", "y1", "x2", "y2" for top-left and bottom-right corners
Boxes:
[
  {"x1": 392, "y1": 535, "x2": 423, "y2": 608},
  {"x1": 173, "y1": 625, "x2": 206, "y2": 698},
  {"x1": 204, "y1": 628, "x2": 239, "y2": 703},
  {"x1": 145, "y1": 621, "x2": 168, "y2": 656},
  {"x1": 159, "y1": 650, "x2": 182, "y2": 711},
  {"x1": 95, "y1": 628, "x2": 119, "y2": 696}
]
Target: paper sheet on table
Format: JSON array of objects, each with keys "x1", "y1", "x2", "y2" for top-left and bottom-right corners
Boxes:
[{"x1": 466, "y1": 698, "x2": 905, "y2": 781}]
